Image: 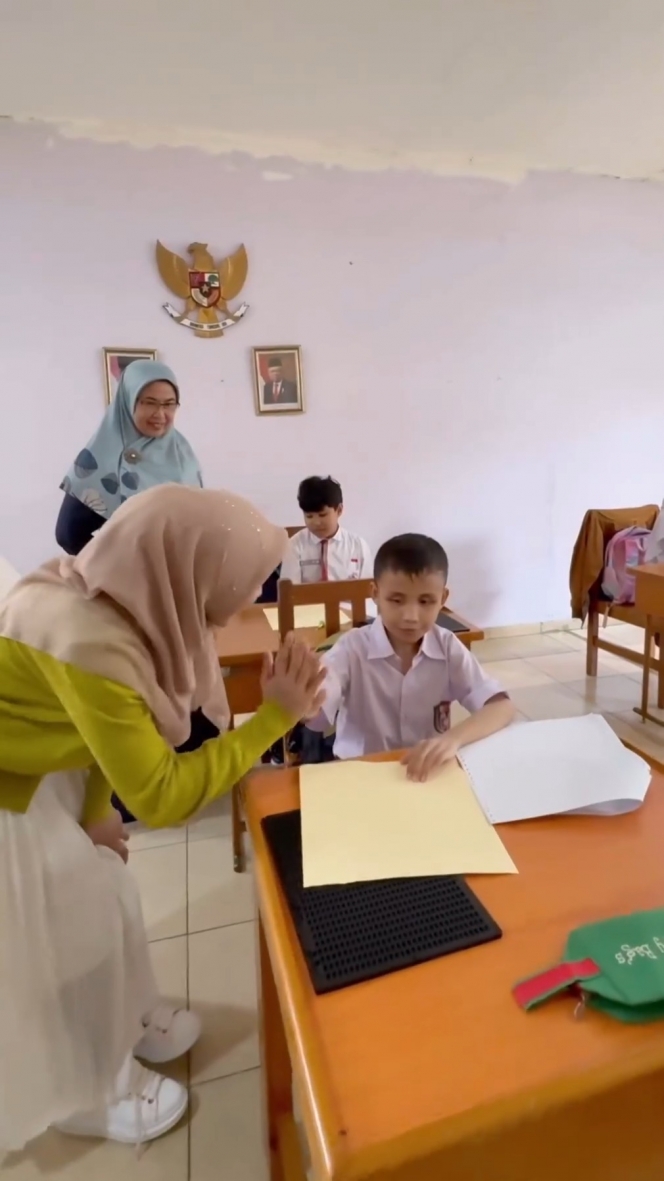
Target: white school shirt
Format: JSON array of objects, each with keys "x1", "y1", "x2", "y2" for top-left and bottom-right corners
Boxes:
[
  {"x1": 307, "y1": 617, "x2": 505, "y2": 758},
  {"x1": 279, "y1": 526, "x2": 372, "y2": 584}
]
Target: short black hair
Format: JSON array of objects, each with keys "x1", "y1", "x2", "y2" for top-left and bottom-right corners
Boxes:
[
  {"x1": 374, "y1": 533, "x2": 449, "y2": 582},
  {"x1": 297, "y1": 475, "x2": 343, "y2": 513},
  {"x1": 268, "y1": 357, "x2": 282, "y2": 368}
]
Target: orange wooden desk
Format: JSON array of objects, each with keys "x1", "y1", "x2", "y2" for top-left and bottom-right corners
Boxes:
[
  {"x1": 216, "y1": 605, "x2": 484, "y2": 717},
  {"x1": 245, "y1": 759, "x2": 664, "y2": 1181},
  {"x1": 632, "y1": 563, "x2": 664, "y2": 722}
]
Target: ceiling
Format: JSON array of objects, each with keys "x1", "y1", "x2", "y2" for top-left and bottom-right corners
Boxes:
[{"x1": 2, "y1": 0, "x2": 664, "y2": 181}]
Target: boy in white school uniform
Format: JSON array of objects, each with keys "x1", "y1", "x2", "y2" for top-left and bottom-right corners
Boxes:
[
  {"x1": 280, "y1": 476, "x2": 372, "y2": 584},
  {"x1": 305, "y1": 533, "x2": 515, "y2": 781}
]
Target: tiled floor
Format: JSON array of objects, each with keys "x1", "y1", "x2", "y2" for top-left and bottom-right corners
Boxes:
[{"x1": 2, "y1": 624, "x2": 662, "y2": 1180}]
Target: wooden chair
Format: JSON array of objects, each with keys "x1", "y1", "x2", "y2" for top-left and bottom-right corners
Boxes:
[
  {"x1": 570, "y1": 506, "x2": 663, "y2": 702},
  {"x1": 276, "y1": 577, "x2": 374, "y2": 767},
  {"x1": 277, "y1": 576, "x2": 373, "y2": 640},
  {"x1": 231, "y1": 577, "x2": 373, "y2": 871}
]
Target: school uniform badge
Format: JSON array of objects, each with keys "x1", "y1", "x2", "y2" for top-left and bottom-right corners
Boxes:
[
  {"x1": 433, "y1": 701, "x2": 451, "y2": 733},
  {"x1": 156, "y1": 240, "x2": 249, "y2": 338}
]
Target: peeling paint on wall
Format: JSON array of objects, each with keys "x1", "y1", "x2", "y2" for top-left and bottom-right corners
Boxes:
[
  {"x1": 8, "y1": 114, "x2": 664, "y2": 187},
  {"x1": 10, "y1": 114, "x2": 529, "y2": 184}
]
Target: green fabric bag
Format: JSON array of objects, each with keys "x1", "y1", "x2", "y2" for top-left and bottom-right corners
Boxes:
[{"x1": 513, "y1": 909, "x2": 664, "y2": 1023}]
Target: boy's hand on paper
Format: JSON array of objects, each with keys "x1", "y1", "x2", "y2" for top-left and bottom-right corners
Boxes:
[
  {"x1": 402, "y1": 734, "x2": 460, "y2": 782},
  {"x1": 262, "y1": 633, "x2": 326, "y2": 720},
  {"x1": 84, "y1": 807, "x2": 130, "y2": 863}
]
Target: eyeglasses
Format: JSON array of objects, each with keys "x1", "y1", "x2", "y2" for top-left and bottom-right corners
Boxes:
[{"x1": 140, "y1": 399, "x2": 178, "y2": 410}]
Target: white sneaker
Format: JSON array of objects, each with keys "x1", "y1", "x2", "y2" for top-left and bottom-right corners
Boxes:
[
  {"x1": 56, "y1": 1058, "x2": 187, "y2": 1144},
  {"x1": 134, "y1": 1004, "x2": 202, "y2": 1064}
]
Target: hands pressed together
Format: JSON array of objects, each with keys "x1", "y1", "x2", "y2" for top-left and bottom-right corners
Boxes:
[
  {"x1": 261, "y1": 633, "x2": 326, "y2": 721},
  {"x1": 260, "y1": 633, "x2": 463, "y2": 781}
]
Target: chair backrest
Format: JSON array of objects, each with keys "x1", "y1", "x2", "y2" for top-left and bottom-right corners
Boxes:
[
  {"x1": 286, "y1": 525, "x2": 303, "y2": 538},
  {"x1": 277, "y1": 578, "x2": 373, "y2": 641}
]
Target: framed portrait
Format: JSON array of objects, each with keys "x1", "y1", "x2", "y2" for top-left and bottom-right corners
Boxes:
[
  {"x1": 252, "y1": 346, "x2": 304, "y2": 416},
  {"x1": 103, "y1": 347, "x2": 157, "y2": 404}
]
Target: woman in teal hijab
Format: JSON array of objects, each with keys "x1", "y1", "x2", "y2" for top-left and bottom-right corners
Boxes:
[
  {"x1": 55, "y1": 360, "x2": 209, "y2": 821},
  {"x1": 56, "y1": 360, "x2": 202, "y2": 555}
]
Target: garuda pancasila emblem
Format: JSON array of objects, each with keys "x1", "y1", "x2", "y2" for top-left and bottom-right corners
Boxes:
[{"x1": 155, "y1": 240, "x2": 249, "y2": 338}]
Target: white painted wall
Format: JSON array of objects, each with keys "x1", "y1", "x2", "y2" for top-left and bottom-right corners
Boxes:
[
  {"x1": 1, "y1": 122, "x2": 663, "y2": 626},
  {"x1": 2, "y1": 0, "x2": 664, "y2": 181}
]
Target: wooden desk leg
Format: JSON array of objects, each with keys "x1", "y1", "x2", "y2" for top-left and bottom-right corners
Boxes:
[
  {"x1": 258, "y1": 916, "x2": 293, "y2": 1181},
  {"x1": 231, "y1": 783, "x2": 246, "y2": 873},
  {"x1": 657, "y1": 630, "x2": 664, "y2": 709},
  {"x1": 586, "y1": 606, "x2": 599, "y2": 676},
  {"x1": 640, "y1": 617, "x2": 653, "y2": 722}
]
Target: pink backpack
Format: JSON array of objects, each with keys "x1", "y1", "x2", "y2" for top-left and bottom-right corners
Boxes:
[{"x1": 601, "y1": 527, "x2": 651, "y2": 604}]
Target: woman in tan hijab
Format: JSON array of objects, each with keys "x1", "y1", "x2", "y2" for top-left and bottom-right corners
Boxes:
[{"x1": 0, "y1": 484, "x2": 324, "y2": 1151}]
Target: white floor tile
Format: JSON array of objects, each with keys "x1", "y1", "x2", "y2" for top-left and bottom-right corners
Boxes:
[
  {"x1": 188, "y1": 922, "x2": 259, "y2": 1084},
  {"x1": 0, "y1": 1112, "x2": 188, "y2": 1181},
  {"x1": 188, "y1": 835, "x2": 256, "y2": 934},
  {"x1": 607, "y1": 711, "x2": 664, "y2": 762},
  {"x1": 186, "y1": 796, "x2": 232, "y2": 843},
  {"x1": 130, "y1": 843, "x2": 187, "y2": 942},
  {"x1": 565, "y1": 675, "x2": 642, "y2": 713},
  {"x1": 525, "y1": 649, "x2": 634, "y2": 682},
  {"x1": 480, "y1": 658, "x2": 556, "y2": 689},
  {"x1": 190, "y1": 1070, "x2": 268, "y2": 1181},
  {"x1": 508, "y1": 683, "x2": 594, "y2": 721},
  {"x1": 472, "y1": 633, "x2": 577, "y2": 662}
]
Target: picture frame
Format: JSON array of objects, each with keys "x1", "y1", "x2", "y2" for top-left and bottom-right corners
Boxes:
[
  {"x1": 252, "y1": 346, "x2": 304, "y2": 416},
  {"x1": 103, "y1": 347, "x2": 157, "y2": 404}
]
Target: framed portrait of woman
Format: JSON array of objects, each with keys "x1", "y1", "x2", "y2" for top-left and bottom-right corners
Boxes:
[{"x1": 103, "y1": 347, "x2": 157, "y2": 404}]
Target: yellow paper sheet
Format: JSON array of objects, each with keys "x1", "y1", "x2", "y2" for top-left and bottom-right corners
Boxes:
[
  {"x1": 300, "y1": 760, "x2": 517, "y2": 886},
  {"x1": 263, "y1": 605, "x2": 350, "y2": 631}
]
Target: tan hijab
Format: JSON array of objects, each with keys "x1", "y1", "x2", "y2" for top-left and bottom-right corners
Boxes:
[{"x1": 6, "y1": 485, "x2": 286, "y2": 745}]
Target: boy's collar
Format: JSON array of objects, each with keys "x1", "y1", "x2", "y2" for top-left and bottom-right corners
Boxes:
[
  {"x1": 307, "y1": 525, "x2": 343, "y2": 544},
  {"x1": 367, "y1": 617, "x2": 444, "y2": 660}
]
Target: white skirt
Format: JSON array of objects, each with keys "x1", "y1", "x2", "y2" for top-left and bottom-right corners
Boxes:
[{"x1": 0, "y1": 772, "x2": 158, "y2": 1151}]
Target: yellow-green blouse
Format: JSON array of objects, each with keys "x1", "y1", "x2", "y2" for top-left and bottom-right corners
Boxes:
[{"x1": 0, "y1": 583, "x2": 292, "y2": 828}]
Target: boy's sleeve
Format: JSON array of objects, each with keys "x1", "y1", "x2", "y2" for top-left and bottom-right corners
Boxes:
[
  {"x1": 305, "y1": 635, "x2": 351, "y2": 731},
  {"x1": 279, "y1": 537, "x2": 302, "y2": 583},
  {"x1": 43, "y1": 661, "x2": 294, "y2": 829},
  {"x1": 446, "y1": 637, "x2": 507, "y2": 713}
]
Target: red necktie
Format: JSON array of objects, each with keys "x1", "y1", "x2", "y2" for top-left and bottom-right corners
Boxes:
[{"x1": 320, "y1": 541, "x2": 329, "y2": 581}]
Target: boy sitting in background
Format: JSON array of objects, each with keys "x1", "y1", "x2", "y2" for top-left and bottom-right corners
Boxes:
[
  {"x1": 276, "y1": 475, "x2": 371, "y2": 764},
  {"x1": 280, "y1": 475, "x2": 372, "y2": 583},
  {"x1": 305, "y1": 533, "x2": 515, "y2": 781}
]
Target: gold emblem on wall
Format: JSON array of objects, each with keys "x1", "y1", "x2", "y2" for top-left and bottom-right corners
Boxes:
[{"x1": 155, "y1": 240, "x2": 249, "y2": 338}]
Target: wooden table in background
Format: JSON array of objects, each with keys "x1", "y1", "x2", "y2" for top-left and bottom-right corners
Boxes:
[
  {"x1": 632, "y1": 563, "x2": 664, "y2": 723},
  {"x1": 246, "y1": 757, "x2": 664, "y2": 1181},
  {"x1": 216, "y1": 605, "x2": 484, "y2": 717}
]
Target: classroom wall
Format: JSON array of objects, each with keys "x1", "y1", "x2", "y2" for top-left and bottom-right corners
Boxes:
[
  {"x1": 1, "y1": 121, "x2": 663, "y2": 626},
  {"x1": 3, "y1": 0, "x2": 664, "y2": 184}
]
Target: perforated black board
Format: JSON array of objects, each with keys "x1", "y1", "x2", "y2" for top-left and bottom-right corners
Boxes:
[{"x1": 262, "y1": 809, "x2": 502, "y2": 994}]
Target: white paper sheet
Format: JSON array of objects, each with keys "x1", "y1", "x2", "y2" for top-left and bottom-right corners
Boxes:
[
  {"x1": 459, "y1": 714, "x2": 651, "y2": 824},
  {"x1": 300, "y1": 759, "x2": 517, "y2": 887},
  {"x1": 263, "y1": 605, "x2": 351, "y2": 631}
]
